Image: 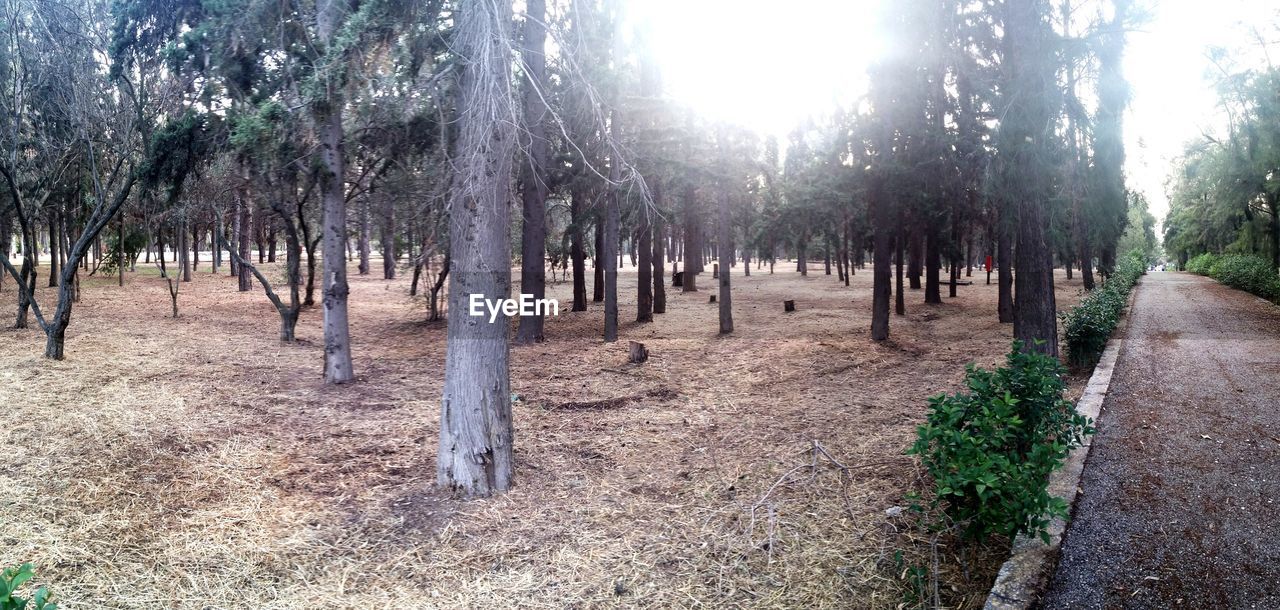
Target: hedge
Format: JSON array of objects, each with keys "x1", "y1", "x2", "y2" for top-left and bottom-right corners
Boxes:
[
  {"x1": 1059, "y1": 251, "x2": 1145, "y2": 367},
  {"x1": 1186, "y1": 253, "x2": 1280, "y2": 303}
]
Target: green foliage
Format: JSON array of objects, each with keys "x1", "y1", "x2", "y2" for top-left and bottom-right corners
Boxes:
[
  {"x1": 1060, "y1": 251, "x2": 1146, "y2": 367},
  {"x1": 1198, "y1": 253, "x2": 1280, "y2": 302},
  {"x1": 1185, "y1": 252, "x2": 1220, "y2": 275},
  {"x1": 0, "y1": 564, "x2": 57, "y2": 610},
  {"x1": 907, "y1": 342, "x2": 1094, "y2": 543},
  {"x1": 99, "y1": 227, "x2": 149, "y2": 275}
]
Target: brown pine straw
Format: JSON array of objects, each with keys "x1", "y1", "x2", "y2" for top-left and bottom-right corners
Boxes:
[{"x1": 0, "y1": 261, "x2": 1085, "y2": 608}]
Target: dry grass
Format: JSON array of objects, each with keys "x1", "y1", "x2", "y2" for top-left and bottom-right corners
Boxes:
[{"x1": 0, "y1": 257, "x2": 1085, "y2": 609}]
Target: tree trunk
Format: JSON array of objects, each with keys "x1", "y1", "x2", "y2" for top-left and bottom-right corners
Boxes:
[
  {"x1": 238, "y1": 188, "x2": 252, "y2": 291},
  {"x1": 871, "y1": 175, "x2": 891, "y2": 340},
  {"x1": 358, "y1": 194, "x2": 371, "y2": 275},
  {"x1": 895, "y1": 225, "x2": 905, "y2": 316},
  {"x1": 47, "y1": 213, "x2": 59, "y2": 288},
  {"x1": 314, "y1": 11, "x2": 355, "y2": 383},
  {"x1": 179, "y1": 217, "x2": 191, "y2": 282},
  {"x1": 682, "y1": 185, "x2": 699, "y2": 293},
  {"x1": 593, "y1": 213, "x2": 604, "y2": 302},
  {"x1": 924, "y1": 230, "x2": 941, "y2": 304},
  {"x1": 717, "y1": 190, "x2": 733, "y2": 334},
  {"x1": 267, "y1": 222, "x2": 277, "y2": 263},
  {"x1": 515, "y1": 0, "x2": 549, "y2": 345},
  {"x1": 997, "y1": 212, "x2": 1014, "y2": 323},
  {"x1": 652, "y1": 207, "x2": 666, "y2": 314},
  {"x1": 570, "y1": 183, "x2": 587, "y2": 311},
  {"x1": 381, "y1": 195, "x2": 396, "y2": 280},
  {"x1": 908, "y1": 231, "x2": 922, "y2": 289},
  {"x1": 437, "y1": 0, "x2": 516, "y2": 496},
  {"x1": 637, "y1": 217, "x2": 652, "y2": 323},
  {"x1": 603, "y1": 112, "x2": 621, "y2": 343},
  {"x1": 1005, "y1": 0, "x2": 1057, "y2": 356}
]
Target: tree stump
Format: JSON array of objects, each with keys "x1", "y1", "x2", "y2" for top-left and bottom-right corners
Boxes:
[
  {"x1": 784, "y1": 300, "x2": 796, "y2": 312},
  {"x1": 712, "y1": 263, "x2": 719, "y2": 279},
  {"x1": 628, "y1": 341, "x2": 649, "y2": 364},
  {"x1": 709, "y1": 295, "x2": 716, "y2": 303},
  {"x1": 673, "y1": 271, "x2": 684, "y2": 287}
]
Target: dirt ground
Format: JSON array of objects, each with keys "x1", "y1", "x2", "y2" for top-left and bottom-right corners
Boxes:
[
  {"x1": 1042, "y1": 272, "x2": 1280, "y2": 609},
  {"x1": 0, "y1": 257, "x2": 1084, "y2": 609}
]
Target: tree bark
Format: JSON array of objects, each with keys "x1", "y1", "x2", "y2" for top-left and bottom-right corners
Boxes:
[
  {"x1": 871, "y1": 174, "x2": 891, "y2": 340},
  {"x1": 593, "y1": 213, "x2": 604, "y2": 302},
  {"x1": 515, "y1": 0, "x2": 549, "y2": 344},
  {"x1": 637, "y1": 216, "x2": 652, "y2": 323},
  {"x1": 47, "y1": 212, "x2": 59, "y2": 287},
  {"x1": 238, "y1": 187, "x2": 252, "y2": 291},
  {"x1": 997, "y1": 209, "x2": 1014, "y2": 323},
  {"x1": 717, "y1": 190, "x2": 733, "y2": 334},
  {"x1": 437, "y1": 0, "x2": 516, "y2": 496},
  {"x1": 652, "y1": 212, "x2": 665, "y2": 314},
  {"x1": 358, "y1": 194, "x2": 371, "y2": 275},
  {"x1": 1005, "y1": 0, "x2": 1058, "y2": 356},
  {"x1": 570, "y1": 183, "x2": 587, "y2": 311},
  {"x1": 314, "y1": 5, "x2": 354, "y2": 383}
]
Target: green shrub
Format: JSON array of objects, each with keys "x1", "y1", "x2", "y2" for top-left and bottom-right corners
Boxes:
[
  {"x1": 1185, "y1": 252, "x2": 1219, "y2": 275},
  {"x1": 1207, "y1": 254, "x2": 1280, "y2": 302},
  {"x1": 908, "y1": 342, "x2": 1094, "y2": 543},
  {"x1": 0, "y1": 564, "x2": 56, "y2": 610},
  {"x1": 1060, "y1": 252, "x2": 1145, "y2": 367}
]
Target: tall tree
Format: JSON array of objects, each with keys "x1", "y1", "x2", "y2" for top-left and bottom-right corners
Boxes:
[
  {"x1": 436, "y1": 0, "x2": 517, "y2": 497},
  {"x1": 1001, "y1": 0, "x2": 1059, "y2": 355},
  {"x1": 515, "y1": 0, "x2": 550, "y2": 345}
]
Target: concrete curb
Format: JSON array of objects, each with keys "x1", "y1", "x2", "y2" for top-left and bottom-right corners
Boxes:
[{"x1": 983, "y1": 279, "x2": 1140, "y2": 609}]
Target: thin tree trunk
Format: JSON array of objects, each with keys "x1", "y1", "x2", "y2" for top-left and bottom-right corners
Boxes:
[
  {"x1": 570, "y1": 183, "x2": 587, "y2": 311},
  {"x1": 871, "y1": 165, "x2": 891, "y2": 340},
  {"x1": 717, "y1": 190, "x2": 733, "y2": 334},
  {"x1": 652, "y1": 212, "x2": 665, "y2": 314},
  {"x1": 314, "y1": 18, "x2": 354, "y2": 383},
  {"x1": 381, "y1": 203, "x2": 396, "y2": 280},
  {"x1": 593, "y1": 213, "x2": 604, "y2": 302},
  {"x1": 515, "y1": 0, "x2": 549, "y2": 344},
  {"x1": 358, "y1": 194, "x2": 371, "y2": 275},
  {"x1": 238, "y1": 189, "x2": 252, "y2": 291},
  {"x1": 637, "y1": 217, "x2": 652, "y2": 323}
]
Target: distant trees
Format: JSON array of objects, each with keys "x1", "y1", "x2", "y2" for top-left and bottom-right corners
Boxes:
[{"x1": 1165, "y1": 48, "x2": 1280, "y2": 271}]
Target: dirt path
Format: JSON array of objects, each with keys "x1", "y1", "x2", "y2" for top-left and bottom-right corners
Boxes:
[{"x1": 1042, "y1": 272, "x2": 1280, "y2": 608}]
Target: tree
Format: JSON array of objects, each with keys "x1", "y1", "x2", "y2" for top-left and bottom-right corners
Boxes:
[
  {"x1": 1001, "y1": 0, "x2": 1060, "y2": 356},
  {"x1": 515, "y1": 0, "x2": 550, "y2": 345},
  {"x1": 436, "y1": 0, "x2": 518, "y2": 497}
]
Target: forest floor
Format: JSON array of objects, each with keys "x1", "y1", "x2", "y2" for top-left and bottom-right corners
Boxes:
[{"x1": 0, "y1": 257, "x2": 1085, "y2": 609}]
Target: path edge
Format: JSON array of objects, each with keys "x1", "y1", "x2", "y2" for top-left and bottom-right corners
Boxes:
[{"x1": 983, "y1": 279, "x2": 1141, "y2": 609}]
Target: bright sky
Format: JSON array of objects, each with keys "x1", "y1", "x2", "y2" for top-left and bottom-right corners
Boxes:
[{"x1": 633, "y1": 0, "x2": 1269, "y2": 231}]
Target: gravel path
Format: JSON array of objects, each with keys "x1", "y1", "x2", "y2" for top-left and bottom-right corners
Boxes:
[{"x1": 1041, "y1": 272, "x2": 1280, "y2": 608}]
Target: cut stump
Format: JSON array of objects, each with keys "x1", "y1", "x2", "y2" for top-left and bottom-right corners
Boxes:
[
  {"x1": 628, "y1": 341, "x2": 649, "y2": 364},
  {"x1": 784, "y1": 300, "x2": 796, "y2": 312}
]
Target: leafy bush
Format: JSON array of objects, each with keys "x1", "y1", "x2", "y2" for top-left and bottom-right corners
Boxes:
[
  {"x1": 0, "y1": 564, "x2": 56, "y2": 610},
  {"x1": 99, "y1": 228, "x2": 149, "y2": 276},
  {"x1": 908, "y1": 342, "x2": 1094, "y2": 543},
  {"x1": 1185, "y1": 252, "x2": 1219, "y2": 275},
  {"x1": 1207, "y1": 254, "x2": 1280, "y2": 302},
  {"x1": 1060, "y1": 252, "x2": 1145, "y2": 367}
]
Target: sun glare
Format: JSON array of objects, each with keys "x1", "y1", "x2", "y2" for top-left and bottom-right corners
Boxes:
[{"x1": 629, "y1": 0, "x2": 882, "y2": 138}]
